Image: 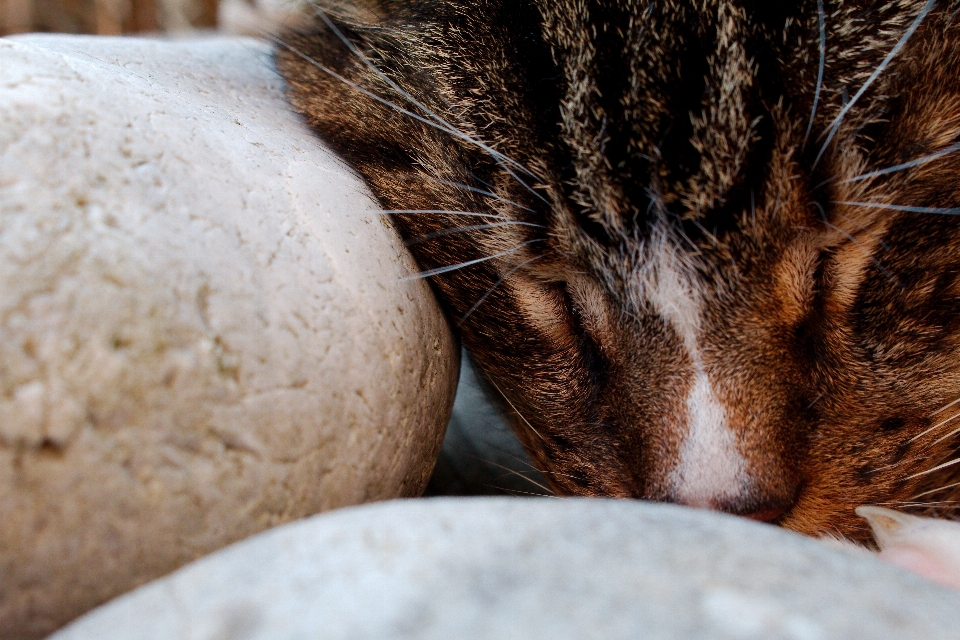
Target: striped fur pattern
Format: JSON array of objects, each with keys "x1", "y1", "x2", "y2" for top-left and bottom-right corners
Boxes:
[{"x1": 278, "y1": 0, "x2": 960, "y2": 539}]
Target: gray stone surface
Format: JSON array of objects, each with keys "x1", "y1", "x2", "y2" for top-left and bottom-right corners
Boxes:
[
  {"x1": 52, "y1": 498, "x2": 960, "y2": 640},
  {"x1": 0, "y1": 34, "x2": 457, "y2": 638}
]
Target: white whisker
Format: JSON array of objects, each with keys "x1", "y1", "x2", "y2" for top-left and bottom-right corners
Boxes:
[
  {"x1": 836, "y1": 201, "x2": 960, "y2": 215},
  {"x1": 834, "y1": 212, "x2": 890, "y2": 251},
  {"x1": 487, "y1": 377, "x2": 549, "y2": 444},
  {"x1": 400, "y1": 239, "x2": 544, "y2": 280},
  {"x1": 306, "y1": 2, "x2": 550, "y2": 202},
  {"x1": 929, "y1": 423, "x2": 960, "y2": 448},
  {"x1": 508, "y1": 456, "x2": 583, "y2": 482},
  {"x1": 930, "y1": 395, "x2": 960, "y2": 417},
  {"x1": 908, "y1": 413, "x2": 960, "y2": 446},
  {"x1": 912, "y1": 481, "x2": 960, "y2": 500},
  {"x1": 470, "y1": 457, "x2": 556, "y2": 495},
  {"x1": 877, "y1": 501, "x2": 960, "y2": 508},
  {"x1": 910, "y1": 409, "x2": 960, "y2": 444},
  {"x1": 494, "y1": 487, "x2": 559, "y2": 498},
  {"x1": 458, "y1": 254, "x2": 545, "y2": 325},
  {"x1": 273, "y1": 34, "x2": 548, "y2": 203},
  {"x1": 907, "y1": 455, "x2": 960, "y2": 481},
  {"x1": 813, "y1": 0, "x2": 935, "y2": 169},
  {"x1": 814, "y1": 202, "x2": 900, "y2": 284},
  {"x1": 842, "y1": 141, "x2": 960, "y2": 183},
  {"x1": 862, "y1": 455, "x2": 929, "y2": 475},
  {"x1": 802, "y1": 0, "x2": 826, "y2": 150},
  {"x1": 381, "y1": 209, "x2": 504, "y2": 219},
  {"x1": 273, "y1": 36, "x2": 463, "y2": 141},
  {"x1": 407, "y1": 221, "x2": 545, "y2": 246},
  {"x1": 417, "y1": 176, "x2": 536, "y2": 213}
]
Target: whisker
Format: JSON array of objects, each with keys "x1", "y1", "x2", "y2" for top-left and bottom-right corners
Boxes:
[
  {"x1": 863, "y1": 454, "x2": 931, "y2": 475},
  {"x1": 928, "y1": 422, "x2": 960, "y2": 448},
  {"x1": 841, "y1": 141, "x2": 960, "y2": 183},
  {"x1": 406, "y1": 221, "x2": 544, "y2": 247},
  {"x1": 416, "y1": 175, "x2": 536, "y2": 213},
  {"x1": 836, "y1": 201, "x2": 960, "y2": 216},
  {"x1": 909, "y1": 409, "x2": 960, "y2": 444},
  {"x1": 467, "y1": 456, "x2": 557, "y2": 495},
  {"x1": 272, "y1": 34, "x2": 548, "y2": 204},
  {"x1": 519, "y1": 467, "x2": 585, "y2": 482},
  {"x1": 834, "y1": 212, "x2": 890, "y2": 251},
  {"x1": 813, "y1": 0, "x2": 935, "y2": 169},
  {"x1": 802, "y1": 0, "x2": 826, "y2": 150},
  {"x1": 929, "y1": 395, "x2": 960, "y2": 417},
  {"x1": 877, "y1": 501, "x2": 960, "y2": 508},
  {"x1": 492, "y1": 450, "x2": 591, "y2": 486},
  {"x1": 305, "y1": 3, "x2": 550, "y2": 202},
  {"x1": 382, "y1": 209, "x2": 505, "y2": 219},
  {"x1": 473, "y1": 446, "x2": 574, "y2": 485},
  {"x1": 401, "y1": 239, "x2": 545, "y2": 280},
  {"x1": 907, "y1": 455, "x2": 960, "y2": 481},
  {"x1": 272, "y1": 36, "x2": 465, "y2": 141},
  {"x1": 813, "y1": 203, "x2": 900, "y2": 285},
  {"x1": 470, "y1": 173, "x2": 498, "y2": 191},
  {"x1": 487, "y1": 378, "x2": 549, "y2": 444},
  {"x1": 911, "y1": 481, "x2": 960, "y2": 500},
  {"x1": 458, "y1": 255, "x2": 545, "y2": 325},
  {"x1": 307, "y1": 3, "x2": 449, "y2": 127},
  {"x1": 471, "y1": 445, "x2": 575, "y2": 483},
  {"x1": 493, "y1": 486, "x2": 559, "y2": 499}
]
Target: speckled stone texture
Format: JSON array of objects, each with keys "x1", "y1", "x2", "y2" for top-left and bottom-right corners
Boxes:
[
  {"x1": 0, "y1": 34, "x2": 457, "y2": 639},
  {"x1": 52, "y1": 498, "x2": 960, "y2": 640}
]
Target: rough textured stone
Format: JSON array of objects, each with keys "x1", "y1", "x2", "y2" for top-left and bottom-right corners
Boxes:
[
  {"x1": 52, "y1": 498, "x2": 960, "y2": 640},
  {"x1": 0, "y1": 34, "x2": 457, "y2": 639}
]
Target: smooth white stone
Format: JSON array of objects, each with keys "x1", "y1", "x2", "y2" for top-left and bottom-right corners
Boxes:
[
  {"x1": 52, "y1": 498, "x2": 960, "y2": 640},
  {"x1": 0, "y1": 34, "x2": 457, "y2": 639}
]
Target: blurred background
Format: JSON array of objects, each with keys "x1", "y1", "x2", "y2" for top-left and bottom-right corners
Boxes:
[
  {"x1": 0, "y1": 0, "x2": 218, "y2": 35},
  {"x1": 0, "y1": 0, "x2": 303, "y2": 36}
]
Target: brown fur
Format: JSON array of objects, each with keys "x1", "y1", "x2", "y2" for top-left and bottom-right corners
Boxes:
[{"x1": 277, "y1": 0, "x2": 960, "y2": 540}]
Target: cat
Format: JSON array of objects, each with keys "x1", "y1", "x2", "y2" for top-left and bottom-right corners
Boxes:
[{"x1": 276, "y1": 0, "x2": 960, "y2": 543}]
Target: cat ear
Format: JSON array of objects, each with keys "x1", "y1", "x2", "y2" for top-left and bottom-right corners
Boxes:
[{"x1": 857, "y1": 506, "x2": 960, "y2": 591}]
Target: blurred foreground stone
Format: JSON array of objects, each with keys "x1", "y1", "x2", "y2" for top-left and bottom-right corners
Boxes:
[
  {"x1": 52, "y1": 498, "x2": 960, "y2": 640},
  {"x1": 0, "y1": 34, "x2": 457, "y2": 638}
]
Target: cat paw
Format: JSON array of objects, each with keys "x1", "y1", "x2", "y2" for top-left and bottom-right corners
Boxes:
[{"x1": 857, "y1": 506, "x2": 960, "y2": 591}]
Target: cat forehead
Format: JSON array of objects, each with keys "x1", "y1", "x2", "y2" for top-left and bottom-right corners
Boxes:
[
  {"x1": 537, "y1": 1, "x2": 774, "y2": 228},
  {"x1": 520, "y1": 1, "x2": 934, "y2": 252}
]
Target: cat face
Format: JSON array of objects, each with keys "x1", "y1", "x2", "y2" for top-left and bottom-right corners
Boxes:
[{"x1": 278, "y1": 0, "x2": 960, "y2": 539}]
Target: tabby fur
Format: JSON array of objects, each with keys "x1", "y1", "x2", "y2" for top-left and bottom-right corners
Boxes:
[{"x1": 277, "y1": 0, "x2": 960, "y2": 539}]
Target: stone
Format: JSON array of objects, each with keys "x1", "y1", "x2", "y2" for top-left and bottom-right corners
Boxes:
[
  {"x1": 52, "y1": 498, "x2": 960, "y2": 640},
  {"x1": 0, "y1": 34, "x2": 457, "y2": 639}
]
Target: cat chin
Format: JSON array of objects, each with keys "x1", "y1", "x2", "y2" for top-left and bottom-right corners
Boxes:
[{"x1": 822, "y1": 507, "x2": 960, "y2": 591}]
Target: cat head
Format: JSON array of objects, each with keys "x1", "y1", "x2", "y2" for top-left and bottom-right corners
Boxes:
[{"x1": 278, "y1": 0, "x2": 960, "y2": 539}]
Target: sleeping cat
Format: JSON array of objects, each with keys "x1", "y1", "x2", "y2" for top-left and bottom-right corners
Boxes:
[{"x1": 276, "y1": 0, "x2": 960, "y2": 542}]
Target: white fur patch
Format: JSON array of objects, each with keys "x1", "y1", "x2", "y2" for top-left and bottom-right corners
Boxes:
[
  {"x1": 672, "y1": 361, "x2": 749, "y2": 508},
  {"x1": 636, "y1": 233, "x2": 751, "y2": 508}
]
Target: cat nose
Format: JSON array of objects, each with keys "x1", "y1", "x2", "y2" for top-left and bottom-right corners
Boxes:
[
  {"x1": 723, "y1": 493, "x2": 797, "y2": 524},
  {"x1": 739, "y1": 504, "x2": 790, "y2": 523}
]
